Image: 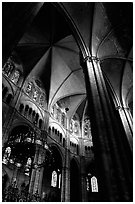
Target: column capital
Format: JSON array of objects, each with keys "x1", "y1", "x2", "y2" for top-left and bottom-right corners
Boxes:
[
  {"x1": 116, "y1": 106, "x2": 130, "y2": 111},
  {"x1": 83, "y1": 55, "x2": 100, "y2": 63}
]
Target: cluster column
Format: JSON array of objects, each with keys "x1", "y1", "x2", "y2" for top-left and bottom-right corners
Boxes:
[
  {"x1": 81, "y1": 55, "x2": 132, "y2": 201},
  {"x1": 61, "y1": 120, "x2": 70, "y2": 202}
]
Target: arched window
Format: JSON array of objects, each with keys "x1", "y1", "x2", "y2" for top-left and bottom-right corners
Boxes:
[
  {"x1": 33, "y1": 89, "x2": 39, "y2": 101},
  {"x1": 77, "y1": 145, "x2": 79, "y2": 155},
  {"x1": 25, "y1": 105, "x2": 29, "y2": 113},
  {"x1": 39, "y1": 93, "x2": 45, "y2": 108},
  {"x1": 56, "y1": 108, "x2": 61, "y2": 122},
  {"x1": 2, "y1": 147, "x2": 11, "y2": 164},
  {"x1": 51, "y1": 171, "x2": 57, "y2": 187},
  {"x1": 85, "y1": 146, "x2": 87, "y2": 151},
  {"x1": 29, "y1": 107, "x2": 32, "y2": 115},
  {"x1": 25, "y1": 157, "x2": 32, "y2": 176},
  {"x1": 35, "y1": 113, "x2": 39, "y2": 122},
  {"x1": 55, "y1": 129, "x2": 57, "y2": 135},
  {"x1": 39, "y1": 119, "x2": 42, "y2": 129},
  {"x1": 60, "y1": 134, "x2": 62, "y2": 142},
  {"x1": 63, "y1": 138, "x2": 65, "y2": 147},
  {"x1": 86, "y1": 177, "x2": 89, "y2": 191},
  {"x1": 74, "y1": 121, "x2": 79, "y2": 134},
  {"x1": 70, "y1": 120, "x2": 73, "y2": 133},
  {"x1": 61, "y1": 113, "x2": 65, "y2": 127},
  {"x1": 32, "y1": 110, "x2": 36, "y2": 120},
  {"x1": 88, "y1": 146, "x2": 90, "y2": 151},
  {"x1": 11, "y1": 70, "x2": 20, "y2": 84},
  {"x1": 19, "y1": 104, "x2": 24, "y2": 113},
  {"x1": 6, "y1": 94, "x2": 13, "y2": 104},
  {"x1": 48, "y1": 126, "x2": 51, "y2": 134},
  {"x1": 26, "y1": 82, "x2": 33, "y2": 95},
  {"x1": 2, "y1": 61, "x2": 14, "y2": 77},
  {"x1": 91, "y1": 176, "x2": 98, "y2": 192}
]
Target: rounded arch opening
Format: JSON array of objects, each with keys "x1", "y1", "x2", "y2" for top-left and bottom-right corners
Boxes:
[
  {"x1": 41, "y1": 145, "x2": 63, "y2": 202},
  {"x1": 2, "y1": 125, "x2": 36, "y2": 191}
]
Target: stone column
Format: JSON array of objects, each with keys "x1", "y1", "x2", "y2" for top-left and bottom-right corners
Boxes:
[
  {"x1": 61, "y1": 118, "x2": 70, "y2": 202},
  {"x1": 61, "y1": 165, "x2": 70, "y2": 202},
  {"x1": 80, "y1": 156, "x2": 87, "y2": 202},
  {"x1": 81, "y1": 56, "x2": 132, "y2": 201},
  {"x1": 33, "y1": 147, "x2": 46, "y2": 195},
  {"x1": 116, "y1": 106, "x2": 133, "y2": 151},
  {"x1": 29, "y1": 145, "x2": 40, "y2": 194}
]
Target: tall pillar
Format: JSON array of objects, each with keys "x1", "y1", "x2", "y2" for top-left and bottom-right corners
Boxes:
[
  {"x1": 81, "y1": 55, "x2": 132, "y2": 201},
  {"x1": 80, "y1": 156, "x2": 87, "y2": 202},
  {"x1": 29, "y1": 145, "x2": 40, "y2": 194},
  {"x1": 33, "y1": 147, "x2": 46, "y2": 195},
  {"x1": 61, "y1": 166, "x2": 70, "y2": 202},
  {"x1": 61, "y1": 119, "x2": 70, "y2": 202},
  {"x1": 116, "y1": 106, "x2": 133, "y2": 151}
]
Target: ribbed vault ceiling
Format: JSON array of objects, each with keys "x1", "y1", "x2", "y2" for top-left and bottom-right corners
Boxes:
[{"x1": 11, "y1": 2, "x2": 132, "y2": 119}]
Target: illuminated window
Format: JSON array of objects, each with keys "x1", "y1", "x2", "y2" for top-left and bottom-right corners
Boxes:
[
  {"x1": 59, "y1": 174, "x2": 61, "y2": 188},
  {"x1": 2, "y1": 147, "x2": 11, "y2": 164},
  {"x1": 25, "y1": 157, "x2": 32, "y2": 176},
  {"x1": 74, "y1": 121, "x2": 79, "y2": 134},
  {"x1": 39, "y1": 94, "x2": 45, "y2": 107},
  {"x1": 61, "y1": 113, "x2": 65, "y2": 127},
  {"x1": 26, "y1": 82, "x2": 33, "y2": 95},
  {"x1": 70, "y1": 120, "x2": 73, "y2": 133},
  {"x1": 33, "y1": 89, "x2": 39, "y2": 101},
  {"x1": 91, "y1": 176, "x2": 98, "y2": 192},
  {"x1": 86, "y1": 177, "x2": 89, "y2": 191},
  {"x1": 11, "y1": 70, "x2": 20, "y2": 84},
  {"x1": 51, "y1": 171, "x2": 57, "y2": 187},
  {"x1": 2, "y1": 61, "x2": 14, "y2": 77}
]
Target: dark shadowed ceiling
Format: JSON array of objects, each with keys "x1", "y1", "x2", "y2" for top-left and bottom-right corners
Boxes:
[{"x1": 4, "y1": 2, "x2": 133, "y2": 119}]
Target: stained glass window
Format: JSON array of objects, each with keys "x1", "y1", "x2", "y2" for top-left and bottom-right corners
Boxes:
[
  {"x1": 3, "y1": 61, "x2": 14, "y2": 77},
  {"x1": 84, "y1": 119, "x2": 91, "y2": 137},
  {"x1": 39, "y1": 94, "x2": 45, "y2": 107},
  {"x1": 70, "y1": 120, "x2": 73, "y2": 133},
  {"x1": 11, "y1": 70, "x2": 20, "y2": 84},
  {"x1": 91, "y1": 176, "x2": 98, "y2": 192},
  {"x1": 33, "y1": 89, "x2": 39, "y2": 101},
  {"x1": 2, "y1": 147, "x2": 11, "y2": 164},
  {"x1": 26, "y1": 82, "x2": 33, "y2": 95},
  {"x1": 51, "y1": 171, "x2": 57, "y2": 187},
  {"x1": 74, "y1": 121, "x2": 79, "y2": 134},
  {"x1": 61, "y1": 113, "x2": 65, "y2": 127},
  {"x1": 86, "y1": 177, "x2": 89, "y2": 191}
]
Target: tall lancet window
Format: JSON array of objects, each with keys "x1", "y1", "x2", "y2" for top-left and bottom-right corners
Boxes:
[
  {"x1": 51, "y1": 170, "x2": 57, "y2": 187},
  {"x1": 91, "y1": 176, "x2": 98, "y2": 192}
]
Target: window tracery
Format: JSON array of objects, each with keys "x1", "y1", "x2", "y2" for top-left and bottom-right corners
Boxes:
[
  {"x1": 91, "y1": 176, "x2": 98, "y2": 192},
  {"x1": 25, "y1": 80, "x2": 46, "y2": 109},
  {"x1": 84, "y1": 119, "x2": 92, "y2": 142},
  {"x1": 3, "y1": 58, "x2": 21, "y2": 85},
  {"x1": 51, "y1": 171, "x2": 57, "y2": 187},
  {"x1": 11, "y1": 70, "x2": 20, "y2": 84},
  {"x1": 61, "y1": 113, "x2": 65, "y2": 127},
  {"x1": 26, "y1": 82, "x2": 33, "y2": 95},
  {"x1": 33, "y1": 89, "x2": 39, "y2": 101},
  {"x1": 69, "y1": 119, "x2": 80, "y2": 135},
  {"x1": 3, "y1": 61, "x2": 14, "y2": 77},
  {"x1": 2, "y1": 147, "x2": 11, "y2": 164},
  {"x1": 39, "y1": 94, "x2": 45, "y2": 107},
  {"x1": 51, "y1": 104, "x2": 67, "y2": 128}
]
